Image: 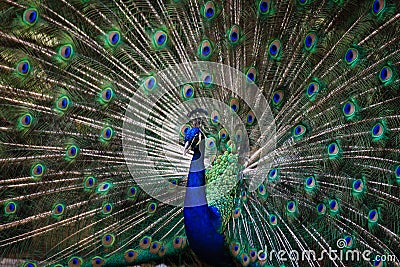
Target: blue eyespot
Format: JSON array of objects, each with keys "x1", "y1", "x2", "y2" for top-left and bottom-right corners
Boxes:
[
  {"x1": 343, "y1": 101, "x2": 356, "y2": 118},
  {"x1": 368, "y1": 209, "x2": 379, "y2": 222},
  {"x1": 66, "y1": 144, "x2": 79, "y2": 159},
  {"x1": 246, "y1": 67, "x2": 257, "y2": 83},
  {"x1": 372, "y1": 0, "x2": 385, "y2": 15},
  {"x1": 353, "y1": 179, "x2": 364, "y2": 193},
  {"x1": 317, "y1": 203, "x2": 326, "y2": 214},
  {"x1": 23, "y1": 8, "x2": 38, "y2": 25},
  {"x1": 246, "y1": 111, "x2": 255, "y2": 125},
  {"x1": 304, "y1": 33, "x2": 317, "y2": 51},
  {"x1": 379, "y1": 65, "x2": 393, "y2": 84},
  {"x1": 100, "y1": 87, "x2": 114, "y2": 103},
  {"x1": 153, "y1": 30, "x2": 168, "y2": 48},
  {"x1": 199, "y1": 40, "x2": 213, "y2": 59},
  {"x1": 60, "y1": 44, "x2": 73, "y2": 60},
  {"x1": 268, "y1": 39, "x2": 281, "y2": 59},
  {"x1": 258, "y1": 0, "x2": 271, "y2": 14},
  {"x1": 345, "y1": 48, "x2": 359, "y2": 65},
  {"x1": 19, "y1": 114, "x2": 32, "y2": 128},
  {"x1": 107, "y1": 31, "x2": 121, "y2": 46},
  {"x1": 327, "y1": 142, "x2": 340, "y2": 158},
  {"x1": 371, "y1": 122, "x2": 384, "y2": 139},
  {"x1": 17, "y1": 60, "x2": 31, "y2": 75},
  {"x1": 204, "y1": 2, "x2": 216, "y2": 19},
  {"x1": 203, "y1": 75, "x2": 212, "y2": 85}
]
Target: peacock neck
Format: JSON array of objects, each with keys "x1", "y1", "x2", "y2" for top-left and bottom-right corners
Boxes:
[{"x1": 187, "y1": 146, "x2": 205, "y2": 187}]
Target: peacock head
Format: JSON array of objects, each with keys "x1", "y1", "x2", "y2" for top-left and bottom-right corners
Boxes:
[{"x1": 183, "y1": 127, "x2": 203, "y2": 155}]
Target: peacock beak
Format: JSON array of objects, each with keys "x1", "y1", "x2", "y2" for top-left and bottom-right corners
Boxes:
[{"x1": 183, "y1": 141, "x2": 190, "y2": 156}]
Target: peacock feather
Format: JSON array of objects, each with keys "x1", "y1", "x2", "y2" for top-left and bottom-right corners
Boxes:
[{"x1": 0, "y1": 0, "x2": 400, "y2": 266}]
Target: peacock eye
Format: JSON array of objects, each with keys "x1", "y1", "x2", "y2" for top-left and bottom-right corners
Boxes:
[
  {"x1": 127, "y1": 186, "x2": 138, "y2": 199},
  {"x1": 153, "y1": 30, "x2": 168, "y2": 48},
  {"x1": 66, "y1": 144, "x2": 79, "y2": 159},
  {"x1": 20, "y1": 114, "x2": 33, "y2": 127},
  {"x1": 97, "y1": 182, "x2": 112, "y2": 194},
  {"x1": 272, "y1": 90, "x2": 284, "y2": 105},
  {"x1": 373, "y1": 258, "x2": 383, "y2": 267},
  {"x1": 147, "y1": 202, "x2": 157, "y2": 214},
  {"x1": 202, "y1": 72, "x2": 213, "y2": 87},
  {"x1": 372, "y1": 0, "x2": 385, "y2": 15},
  {"x1": 305, "y1": 176, "x2": 317, "y2": 191},
  {"x1": 269, "y1": 214, "x2": 277, "y2": 225},
  {"x1": 293, "y1": 124, "x2": 306, "y2": 139},
  {"x1": 246, "y1": 67, "x2": 257, "y2": 83},
  {"x1": 268, "y1": 39, "x2": 281, "y2": 58},
  {"x1": 210, "y1": 110, "x2": 219, "y2": 125},
  {"x1": 59, "y1": 44, "x2": 73, "y2": 60},
  {"x1": 258, "y1": 183, "x2": 267, "y2": 196},
  {"x1": 23, "y1": 262, "x2": 37, "y2": 267},
  {"x1": 306, "y1": 82, "x2": 320, "y2": 99},
  {"x1": 286, "y1": 200, "x2": 297, "y2": 213},
  {"x1": 140, "y1": 236, "x2": 152, "y2": 249},
  {"x1": 31, "y1": 163, "x2": 45, "y2": 179},
  {"x1": 17, "y1": 60, "x2": 31, "y2": 75},
  {"x1": 124, "y1": 249, "x2": 138, "y2": 262},
  {"x1": 371, "y1": 122, "x2": 384, "y2": 139},
  {"x1": 327, "y1": 142, "x2": 340, "y2": 158},
  {"x1": 206, "y1": 137, "x2": 216, "y2": 150},
  {"x1": 352, "y1": 179, "x2": 364, "y2": 193},
  {"x1": 230, "y1": 242, "x2": 240, "y2": 256},
  {"x1": 102, "y1": 202, "x2": 112, "y2": 215},
  {"x1": 228, "y1": 25, "x2": 240, "y2": 44},
  {"x1": 258, "y1": 250, "x2": 267, "y2": 261},
  {"x1": 68, "y1": 257, "x2": 82, "y2": 267},
  {"x1": 304, "y1": 32, "x2": 317, "y2": 51},
  {"x1": 203, "y1": 1, "x2": 216, "y2": 19},
  {"x1": 258, "y1": 0, "x2": 271, "y2": 14},
  {"x1": 246, "y1": 110, "x2": 255, "y2": 126},
  {"x1": 379, "y1": 65, "x2": 393, "y2": 84},
  {"x1": 143, "y1": 76, "x2": 156, "y2": 92},
  {"x1": 268, "y1": 168, "x2": 278, "y2": 181},
  {"x1": 368, "y1": 209, "x2": 379, "y2": 223},
  {"x1": 199, "y1": 40, "x2": 213, "y2": 59},
  {"x1": 344, "y1": 236, "x2": 354, "y2": 248},
  {"x1": 343, "y1": 101, "x2": 356, "y2": 118},
  {"x1": 56, "y1": 95, "x2": 70, "y2": 111},
  {"x1": 235, "y1": 129, "x2": 243, "y2": 143},
  {"x1": 5, "y1": 201, "x2": 17, "y2": 215},
  {"x1": 53, "y1": 203, "x2": 65, "y2": 216},
  {"x1": 316, "y1": 203, "x2": 326, "y2": 215},
  {"x1": 298, "y1": 0, "x2": 310, "y2": 5},
  {"x1": 102, "y1": 234, "x2": 115, "y2": 247},
  {"x1": 91, "y1": 256, "x2": 105, "y2": 267},
  {"x1": 232, "y1": 207, "x2": 241, "y2": 218},
  {"x1": 241, "y1": 253, "x2": 250, "y2": 265},
  {"x1": 101, "y1": 126, "x2": 114, "y2": 141},
  {"x1": 218, "y1": 128, "x2": 228, "y2": 141},
  {"x1": 229, "y1": 98, "x2": 239, "y2": 113},
  {"x1": 328, "y1": 199, "x2": 339, "y2": 213},
  {"x1": 107, "y1": 31, "x2": 120, "y2": 46},
  {"x1": 181, "y1": 84, "x2": 194, "y2": 100},
  {"x1": 345, "y1": 48, "x2": 359, "y2": 65},
  {"x1": 84, "y1": 176, "x2": 96, "y2": 190},
  {"x1": 23, "y1": 8, "x2": 38, "y2": 25},
  {"x1": 396, "y1": 166, "x2": 400, "y2": 181},
  {"x1": 100, "y1": 87, "x2": 114, "y2": 102}
]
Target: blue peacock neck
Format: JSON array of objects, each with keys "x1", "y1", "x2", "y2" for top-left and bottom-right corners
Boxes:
[{"x1": 183, "y1": 135, "x2": 231, "y2": 265}]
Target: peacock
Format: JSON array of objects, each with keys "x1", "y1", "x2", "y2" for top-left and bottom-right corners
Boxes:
[{"x1": 0, "y1": 0, "x2": 400, "y2": 266}]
